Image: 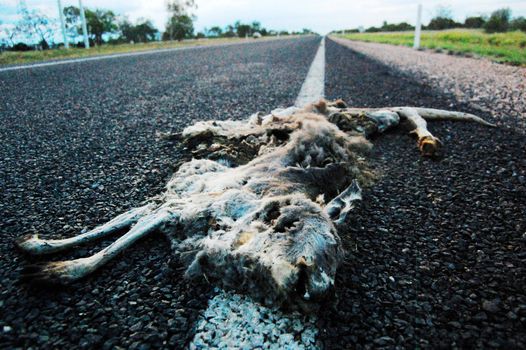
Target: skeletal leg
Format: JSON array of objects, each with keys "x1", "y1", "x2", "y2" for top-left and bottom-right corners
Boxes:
[
  {"x1": 394, "y1": 107, "x2": 442, "y2": 157},
  {"x1": 325, "y1": 180, "x2": 362, "y2": 225},
  {"x1": 16, "y1": 204, "x2": 153, "y2": 255},
  {"x1": 336, "y1": 107, "x2": 495, "y2": 128},
  {"x1": 21, "y1": 209, "x2": 174, "y2": 283},
  {"x1": 414, "y1": 108, "x2": 496, "y2": 127}
]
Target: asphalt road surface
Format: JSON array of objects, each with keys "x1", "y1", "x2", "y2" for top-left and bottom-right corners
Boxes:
[{"x1": 1, "y1": 36, "x2": 525, "y2": 349}]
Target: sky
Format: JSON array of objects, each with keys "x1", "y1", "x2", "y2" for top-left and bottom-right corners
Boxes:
[{"x1": 1, "y1": 0, "x2": 526, "y2": 38}]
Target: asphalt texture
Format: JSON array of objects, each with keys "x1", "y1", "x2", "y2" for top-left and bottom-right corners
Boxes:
[
  {"x1": 1, "y1": 36, "x2": 525, "y2": 350},
  {"x1": 0, "y1": 37, "x2": 320, "y2": 349},
  {"x1": 320, "y1": 38, "x2": 526, "y2": 348}
]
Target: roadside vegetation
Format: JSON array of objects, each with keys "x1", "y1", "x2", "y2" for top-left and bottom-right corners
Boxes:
[
  {"x1": 0, "y1": 0, "x2": 315, "y2": 66},
  {"x1": 0, "y1": 37, "x2": 272, "y2": 66},
  {"x1": 337, "y1": 30, "x2": 526, "y2": 66},
  {"x1": 333, "y1": 6, "x2": 526, "y2": 66}
]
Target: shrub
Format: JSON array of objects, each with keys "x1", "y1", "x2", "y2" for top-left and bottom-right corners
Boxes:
[
  {"x1": 510, "y1": 17, "x2": 526, "y2": 32},
  {"x1": 485, "y1": 8, "x2": 511, "y2": 33},
  {"x1": 365, "y1": 27, "x2": 381, "y2": 33},
  {"x1": 12, "y1": 42, "x2": 33, "y2": 51},
  {"x1": 464, "y1": 16, "x2": 486, "y2": 28},
  {"x1": 427, "y1": 17, "x2": 462, "y2": 30}
]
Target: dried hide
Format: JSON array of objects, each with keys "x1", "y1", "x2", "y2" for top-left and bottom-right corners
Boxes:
[{"x1": 17, "y1": 100, "x2": 495, "y2": 311}]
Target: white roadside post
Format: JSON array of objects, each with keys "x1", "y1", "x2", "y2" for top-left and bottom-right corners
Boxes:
[
  {"x1": 413, "y1": 3, "x2": 422, "y2": 49},
  {"x1": 79, "y1": 0, "x2": 90, "y2": 49},
  {"x1": 57, "y1": 0, "x2": 69, "y2": 49}
]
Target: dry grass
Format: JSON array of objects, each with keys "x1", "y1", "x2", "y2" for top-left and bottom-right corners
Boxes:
[
  {"x1": 337, "y1": 29, "x2": 526, "y2": 66},
  {"x1": 0, "y1": 37, "x2": 281, "y2": 66}
]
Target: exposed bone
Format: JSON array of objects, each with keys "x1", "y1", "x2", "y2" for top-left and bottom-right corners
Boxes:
[
  {"x1": 321, "y1": 103, "x2": 495, "y2": 157},
  {"x1": 20, "y1": 111, "x2": 367, "y2": 309},
  {"x1": 325, "y1": 180, "x2": 362, "y2": 225},
  {"x1": 328, "y1": 106, "x2": 496, "y2": 128},
  {"x1": 412, "y1": 107, "x2": 496, "y2": 127},
  {"x1": 17, "y1": 100, "x2": 495, "y2": 311},
  {"x1": 395, "y1": 107, "x2": 442, "y2": 157},
  {"x1": 21, "y1": 209, "x2": 172, "y2": 283},
  {"x1": 16, "y1": 204, "x2": 153, "y2": 255}
]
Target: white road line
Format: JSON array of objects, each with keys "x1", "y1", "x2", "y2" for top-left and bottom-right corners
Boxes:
[
  {"x1": 0, "y1": 40, "x2": 272, "y2": 73},
  {"x1": 295, "y1": 37, "x2": 325, "y2": 107},
  {"x1": 190, "y1": 291, "x2": 320, "y2": 349},
  {"x1": 190, "y1": 37, "x2": 327, "y2": 349}
]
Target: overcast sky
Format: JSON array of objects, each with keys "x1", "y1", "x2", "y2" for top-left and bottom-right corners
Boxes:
[{"x1": 1, "y1": 0, "x2": 526, "y2": 35}]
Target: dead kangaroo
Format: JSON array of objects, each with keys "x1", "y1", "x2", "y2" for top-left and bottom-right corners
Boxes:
[{"x1": 17, "y1": 100, "x2": 494, "y2": 310}]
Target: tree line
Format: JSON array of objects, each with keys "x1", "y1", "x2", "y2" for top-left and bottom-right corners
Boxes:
[
  {"x1": 0, "y1": 0, "x2": 314, "y2": 52},
  {"x1": 338, "y1": 7, "x2": 526, "y2": 34}
]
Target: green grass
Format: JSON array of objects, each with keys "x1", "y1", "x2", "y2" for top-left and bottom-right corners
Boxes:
[
  {"x1": 336, "y1": 29, "x2": 526, "y2": 66},
  {"x1": 0, "y1": 37, "x2": 273, "y2": 66}
]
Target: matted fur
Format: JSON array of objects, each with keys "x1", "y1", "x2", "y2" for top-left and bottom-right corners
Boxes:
[{"x1": 17, "y1": 100, "x2": 494, "y2": 311}]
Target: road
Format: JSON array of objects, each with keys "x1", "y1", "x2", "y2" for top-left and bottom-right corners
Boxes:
[
  {"x1": 0, "y1": 36, "x2": 320, "y2": 349},
  {"x1": 1, "y1": 36, "x2": 525, "y2": 349}
]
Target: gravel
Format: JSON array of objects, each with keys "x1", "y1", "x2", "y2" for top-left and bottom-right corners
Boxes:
[
  {"x1": 1, "y1": 35, "x2": 524, "y2": 349},
  {"x1": 0, "y1": 36, "x2": 320, "y2": 349},
  {"x1": 321, "y1": 38, "x2": 526, "y2": 348},
  {"x1": 331, "y1": 37, "x2": 526, "y2": 131}
]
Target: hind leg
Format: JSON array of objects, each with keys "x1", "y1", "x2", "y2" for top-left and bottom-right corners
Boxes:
[
  {"x1": 16, "y1": 204, "x2": 154, "y2": 255},
  {"x1": 21, "y1": 209, "x2": 175, "y2": 283}
]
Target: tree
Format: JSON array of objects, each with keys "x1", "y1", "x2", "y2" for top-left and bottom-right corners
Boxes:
[
  {"x1": 251, "y1": 21, "x2": 261, "y2": 33},
  {"x1": 427, "y1": 17, "x2": 461, "y2": 30},
  {"x1": 234, "y1": 21, "x2": 252, "y2": 37},
  {"x1": 63, "y1": 6, "x2": 81, "y2": 42},
  {"x1": 85, "y1": 9, "x2": 118, "y2": 45},
  {"x1": 380, "y1": 21, "x2": 414, "y2": 32},
  {"x1": 165, "y1": 0, "x2": 196, "y2": 41},
  {"x1": 426, "y1": 5, "x2": 461, "y2": 30},
  {"x1": 166, "y1": 0, "x2": 196, "y2": 17},
  {"x1": 16, "y1": 6, "x2": 56, "y2": 49},
  {"x1": 223, "y1": 25, "x2": 235, "y2": 37},
  {"x1": 1, "y1": 23, "x2": 18, "y2": 48},
  {"x1": 485, "y1": 8, "x2": 511, "y2": 33},
  {"x1": 63, "y1": 6, "x2": 119, "y2": 45},
  {"x1": 435, "y1": 5, "x2": 453, "y2": 20},
  {"x1": 208, "y1": 26, "x2": 223, "y2": 37},
  {"x1": 120, "y1": 18, "x2": 158, "y2": 43},
  {"x1": 510, "y1": 16, "x2": 526, "y2": 32},
  {"x1": 365, "y1": 26, "x2": 381, "y2": 33},
  {"x1": 0, "y1": 20, "x2": 3, "y2": 52},
  {"x1": 164, "y1": 15, "x2": 194, "y2": 41},
  {"x1": 464, "y1": 16, "x2": 486, "y2": 28}
]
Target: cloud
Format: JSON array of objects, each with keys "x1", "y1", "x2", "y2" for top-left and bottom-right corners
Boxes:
[{"x1": 1, "y1": 0, "x2": 525, "y2": 35}]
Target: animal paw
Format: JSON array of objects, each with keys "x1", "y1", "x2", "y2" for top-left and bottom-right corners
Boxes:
[
  {"x1": 20, "y1": 258, "x2": 92, "y2": 284},
  {"x1": 16, "y1": 234, "x2": 56, "y2": 255}
]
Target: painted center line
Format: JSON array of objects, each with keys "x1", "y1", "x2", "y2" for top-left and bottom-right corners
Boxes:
[
  {"x1": 190, "y1": 291, "x2": 319, "y2": 349},
  {"x1": 295, "y1": 37, "x2": 325, "y2": 107},
  {"x1": 190, "y1": 37, "x2": 326, "y2": 350}
]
